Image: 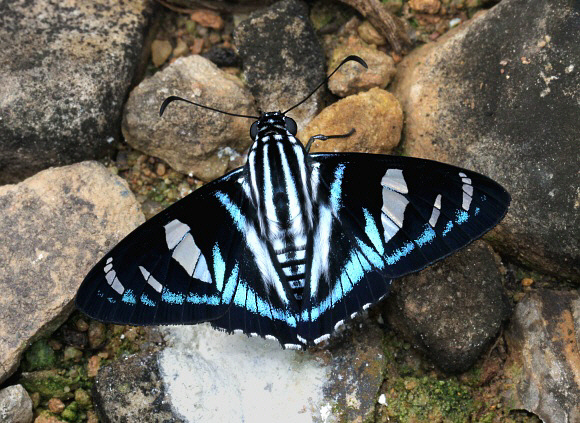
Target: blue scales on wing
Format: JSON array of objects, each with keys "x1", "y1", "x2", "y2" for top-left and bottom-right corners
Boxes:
[{"x1": 297, "y1": 153, "x2": 510, "y2": 345}]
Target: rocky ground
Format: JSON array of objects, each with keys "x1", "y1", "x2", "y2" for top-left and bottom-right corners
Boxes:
[{"x1": 0, "y1": 0, "x2": 578, "y2": 422}]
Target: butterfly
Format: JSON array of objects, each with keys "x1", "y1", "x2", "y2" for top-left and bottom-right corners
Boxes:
[{"x1": 76, "y1": 56, "x2": 510, "y2": 349}]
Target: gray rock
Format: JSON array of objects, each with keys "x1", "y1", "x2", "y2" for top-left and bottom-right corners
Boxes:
[
  {"x1": 93, "y1": 321, "x2": 386, "y2": 422},
  {"x1": 504, "y1": 290, "x2": 580, "y2": 423},
  {"x1": 235, "y1": 0, "x2": 326, "y2": 128},
  {"x1": 0, "y1": 0, "x2": 153, "y2": 185},
  {"x1": 0, "y1": 385, "x2": 33, "y2": 423},
  {"x1": 383, "y1": 240, "x2": 511, "y2": 373},
  {"x1": 123, "y1": 55, "x2": 256, "y2": 181},
  {"x1": 391, "y1": 0, "x2": 580, "y2": 281},
  {"x1": 0, "y1": 162, "x2": 144, "y2": 384},
  {"x1": 94, "y1": 353, "x2": 182, "y2": 423}
]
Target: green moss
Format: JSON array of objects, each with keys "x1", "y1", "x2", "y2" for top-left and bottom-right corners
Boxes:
[
  {"x1": 19, "y1": 370, "x2": 77, "y2": 400},
  {"x1": 24, "y1": 339, "x2": 57, "y2": 371},
  {"x1": 61, "y1": 401, "x2": 79, "y2": 421},
  {"x1": 384, "y1": 376, "x2": 474, "y2": 422}
]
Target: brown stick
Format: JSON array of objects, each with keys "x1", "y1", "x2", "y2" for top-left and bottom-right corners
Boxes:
[{"x1": 338, "y1": 0, "x2": 410, "y2": 53}]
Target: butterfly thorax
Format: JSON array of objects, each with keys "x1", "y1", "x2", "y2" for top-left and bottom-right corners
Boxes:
[{"x1": 246, "y1": 112, "x2": 314, "y2": 300}]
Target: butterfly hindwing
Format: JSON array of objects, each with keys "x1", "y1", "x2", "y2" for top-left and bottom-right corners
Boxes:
[{"x1": 296, "y1": 153, "x2": 510, "y2": 344}]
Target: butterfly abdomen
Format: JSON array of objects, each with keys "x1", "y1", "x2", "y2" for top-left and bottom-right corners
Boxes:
[{"x1": 246, "y1": 112, "x2": 313, "y2": 301}]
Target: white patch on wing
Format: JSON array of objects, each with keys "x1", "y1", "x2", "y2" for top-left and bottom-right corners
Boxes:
[
  {"x1": 381, "y1": 213, "x2": 400, "y2": 242},
  {"x1": 192, "y1": 254, "x2": 212, "y2": 283},
  {"x1": 164, "y1": 218, "x2": 211, "y2": 283},
  {"x1": 285, "y1": 343, "x2": 302, "y2": 350},
  {"x1": 429, "y1": 194, "x2": 442, "y2": 228},
  {"x1": 381, "y1": 189, "x2": 408, "y2": 228},
  {"x1": 461, "y1": 173, "x2": 473, "y2": 211},
  {"x1": 172, "y1": 233, "x2": 200, "y2": 276},
  {"x1": 164, "y1": 219, "x2": 190, "y2": 249},
  {"x1": 314, "y1": 334, "x2": 330, "y2": 344},
  {"x1": 381, "y1": 169, "x2": 408, "y2": 194},
  {"x1": 111, "y1": 277, "x2": 124, "y2": 295},
  {"x1": 139, "y1": 266, "x2": 163, "y2": 293}
]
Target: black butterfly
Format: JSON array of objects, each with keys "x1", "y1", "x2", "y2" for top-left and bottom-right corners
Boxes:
[{"x1": 76, "y1": 56, "x2": 510, "y2": 349}]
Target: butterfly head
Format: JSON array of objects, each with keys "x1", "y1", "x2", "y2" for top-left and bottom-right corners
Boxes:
[{"x1": 250, "y1": 112, "x2": 297, "y2": 140}]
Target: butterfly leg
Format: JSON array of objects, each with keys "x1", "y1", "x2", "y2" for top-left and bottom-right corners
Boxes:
[{"x1": 305, "y1": 128, "x2": 356, "y2": 152}]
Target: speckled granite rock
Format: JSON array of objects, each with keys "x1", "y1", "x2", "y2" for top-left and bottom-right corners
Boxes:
[
  {"x1": 0, "y1": 0, "x2": 153, "y2": 184},
  {"x1": 0, "y1": 162, "x2": 144, "y2": 384},
  {"x1": 391, "y1": 0, "x2": 580, "y2": 281}
]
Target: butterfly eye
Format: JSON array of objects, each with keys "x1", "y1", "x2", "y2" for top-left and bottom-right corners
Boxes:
[
  {"x1": 284, "y1": 116, "x2": 297, "y2": 135},
  {"x1": 250, "y1": 121, "x2": 259, "y2": 139}
]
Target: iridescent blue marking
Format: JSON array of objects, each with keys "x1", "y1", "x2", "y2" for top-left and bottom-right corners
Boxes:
[
  {"x1": 215, "y1": 191, "x2": 245, "y2": 232},
  {"x1": 233, "y1": 280, "x2": 249, "y2": 310},
  {"x1": 363, "y1": 208, "x2": 384, "y2": 254},
  {"x1": 97, "y1": 290, "x2": 104, "y2": 297},
  {"x1": 213, "y1": 244, "x2": 225, "y2": 291},
  {"x1": 107, "y1": 297, "x2": 116, "y2": 303},
  {"x1": 162, "y1": 288, "x2": 184, "y2": 305},
  {"x1": 416, "y1": 225, "x2": 436, "y2": 247},
  {"x1": 385, "y1": 242, "x2": 414, "y2": 265},
  {"x1": 302, "y1": 247, "x2": 373, "y2": 322},
  {"x1": 122, "y1": 289, "x2": 136, "y2": 304},
  {"x1": 356, "y1": 239, "x2": 385, "y2": 269},
  {"x1": 475, "y1": 207, "x2": 480, "y2": 216},
  {"x1": 456, "y1": 210, "x2": 469, "y2": 224},
  {"x1": 140, "y1": 293, "x2": 155, "y2": 307},
  {"x1": 442, "y1": 221, "x2": 453, "y2": 236},
  {"x1": 330, "y1": 164, "x2": 345, "y2": 212},
  {"x1": 221, "y1": 263, "x2": 238, "y2": 303},
  {"x1": 186, "y1": 293, "x2": 220, "y2": 305}
]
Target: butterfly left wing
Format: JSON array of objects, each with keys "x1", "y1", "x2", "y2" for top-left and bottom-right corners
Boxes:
[
  {"x1": 76, "y1": 168, "x2": 302, "y2": 346},
  {"x1": 297, "y1": 153, "x2": 510, "y2": 345}
]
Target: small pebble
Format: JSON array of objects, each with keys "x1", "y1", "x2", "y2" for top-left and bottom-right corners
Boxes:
[
  {"x1": 449, "y1": 17, "x2": 461, "y2": 28},
  {"x1": 47, "y1": 398, "x2": 65, "y2": 414},
  {"x1": 190, "y1": 10, "x2": 224, "y2": 30},
  {"x1": 521, "y1": 278, "x2": 534, "y2": 287},
  {"x1": 75, "y1": 319, "x2": 89, "y2": 332},
  {"x1": 87, "y1": 355, "x2": 101, "y2": 378},
  {"x1": 151, "y1": 40, "x2": 172, "y2": 67},
  {"x1": 173, "y1": 38, "x2": 189, "y2": 58},
  {"x1": 156, "y1": 163, "x2": 166, "y2": 177}
]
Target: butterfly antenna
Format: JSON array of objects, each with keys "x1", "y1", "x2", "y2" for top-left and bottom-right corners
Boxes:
[
  {"x1": 159, "y1": 95, "x2": 260, "y2": 119},
  {"x1": 283, "y1": 55, "x2": 368, "y2": 115}
]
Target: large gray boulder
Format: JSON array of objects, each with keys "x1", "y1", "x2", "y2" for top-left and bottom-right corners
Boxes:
[{"x1": 392, "y1": 0, "x2": 580, "y2": 281}]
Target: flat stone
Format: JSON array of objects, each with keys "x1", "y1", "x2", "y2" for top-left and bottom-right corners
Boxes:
[
  {"x1": 0, "y1": 162, "x2": 144, "y2": 384},
  {"x1": 0, "y1": 0, "x2": 153, "y2": 184},
  {"x1": 93, "y1": 320, "x2": 387, "y2": 422}
]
